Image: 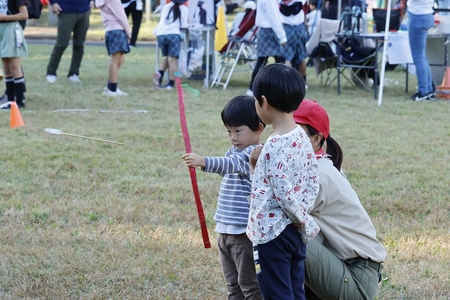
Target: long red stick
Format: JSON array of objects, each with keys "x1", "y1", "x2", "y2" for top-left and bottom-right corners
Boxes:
[{"x1": 176, "y1": 76, "x2": 211, "y2": 249}]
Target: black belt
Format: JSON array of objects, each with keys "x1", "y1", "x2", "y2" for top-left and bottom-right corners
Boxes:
[{"x1": 345, "y1": 257, "x2": 382, "y2": 273}]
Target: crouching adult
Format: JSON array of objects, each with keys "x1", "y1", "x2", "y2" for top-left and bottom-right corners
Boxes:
[{"x1": 293, "y1": 100, "x2": 386, "y2": 300}]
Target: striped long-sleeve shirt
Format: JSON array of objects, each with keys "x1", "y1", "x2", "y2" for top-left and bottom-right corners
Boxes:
[{"x1": 203, "y1": 145, "x2": 257, "y2": 234}]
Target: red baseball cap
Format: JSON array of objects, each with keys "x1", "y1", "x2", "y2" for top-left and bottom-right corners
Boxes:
[{"x1": 293, "y1": 99, "x2": 330, "y2": 139}]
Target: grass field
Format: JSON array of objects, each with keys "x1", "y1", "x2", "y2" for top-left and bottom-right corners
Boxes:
[{"x1": 0, "y1": 8, "x2": 449, "y2": 300}]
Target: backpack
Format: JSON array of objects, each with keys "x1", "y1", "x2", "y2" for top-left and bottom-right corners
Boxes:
[{"x1": 25, "y1": 0, "x2": 43, "y2": 19}]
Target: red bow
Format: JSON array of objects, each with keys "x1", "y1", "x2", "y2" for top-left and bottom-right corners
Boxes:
[{"x1": 176, "y1": 76, "x2": 211, "y2": 249}]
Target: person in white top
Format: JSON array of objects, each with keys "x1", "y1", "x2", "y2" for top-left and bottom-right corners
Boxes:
[
  {"x1": 121, "y1": 0, "x2": 144, "y2": 47},
  {"x1": 153, "y1": 0, "x2": 189, "y2": 90},
  {"x1": 246, "y1": 0, "x2": 287, "y2": 96},
  {"x1": 305, "y1": 0, "x2": 321, "y2": 37},
  {"x1": 229, "y1": 0, "x2": 257, "y2": 40},
  {"x1": 248, "y1": 64, "x2": 319, "y2": 300},
  {"x1": 293, "y1": 99, "x2": 386, "y2": 300}
]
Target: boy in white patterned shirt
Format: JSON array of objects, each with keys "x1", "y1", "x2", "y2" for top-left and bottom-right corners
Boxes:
[
  {"x1": 247, "y1": 63, "x2": 319, "y2": 300},
  {"x1": 182, "y1": 95, "x2": 265, "y2": 299}
]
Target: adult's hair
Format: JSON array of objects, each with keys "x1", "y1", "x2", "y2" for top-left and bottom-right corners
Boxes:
[
  {"x1": 221, "y1": 95, "x2": 264, "y2": 132},
  {"x1": 167, "y1": 2, "x2": 182, "y2": 24},
  {"x1": 309, "y1": 0, "x2": 319, "y2": 7},
  {"x1": 303, "y1": 124, "x2": 343, "y2": 170},
  {"x1": 253, "y1": 64, "x2": 306, "y2": 113}
]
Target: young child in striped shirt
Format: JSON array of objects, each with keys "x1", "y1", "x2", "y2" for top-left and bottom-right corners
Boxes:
[{"x1": 181, "y1": 95, "x2": 265, "y2": 299}]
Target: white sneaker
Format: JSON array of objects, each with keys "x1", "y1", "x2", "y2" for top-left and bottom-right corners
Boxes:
[
  {"x1": 246, "y1": 89, "x2": 253, "y2": 97},
  {"x1": 116, "y1": 88, "x2": 128, "y2": 96},
  {"x1": 68, "y1": 74, "x2": 81, "y2": 83},
  {"x1": 46, "y1": 75, "x2": 57, "y2": 83},
  {"x1": 102, "y1": 87, "x2": 117, "y2": 97}
]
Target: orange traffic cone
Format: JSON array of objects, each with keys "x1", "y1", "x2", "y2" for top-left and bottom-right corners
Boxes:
[
  {"x1": 10, "y1": 102, "x2": 25, "y2": 128},
  {"x1": 440, "y1": 66, "x2": 450, "y2": 86},
  {"x1": 436, "y1": 67, "x2": 450, "y2": 99}
]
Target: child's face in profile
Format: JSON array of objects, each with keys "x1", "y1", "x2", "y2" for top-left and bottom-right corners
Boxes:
[{"x1": 226, "y1": 125, "x2": 261, "y2": 150}]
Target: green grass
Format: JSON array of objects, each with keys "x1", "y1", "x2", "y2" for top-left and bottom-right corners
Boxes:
[{"x1": 0, "y1": 9, "x2": 449, "y2": 300}]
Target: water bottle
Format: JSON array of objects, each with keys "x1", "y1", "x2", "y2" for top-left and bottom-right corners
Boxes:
[{"x1": 15, "y1": 24, "x2": 22, "y2": 48}]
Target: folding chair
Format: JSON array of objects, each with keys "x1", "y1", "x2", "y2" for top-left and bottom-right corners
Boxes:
[
  {"x1": 211, "y1": 10, "x2": 258, "y2": 89},
  {"x1": 307, "y1": 18, "x2": 341, "y2": 87},
  {"x1": 337, "y1": 35, "x2": 378, "y2": 92},
  {"x1": 335, "y1": 3, "x2": 381, "y2": 95},
  {"x1": 211, "y1": 36, "x2": 257, "y2": 89}
]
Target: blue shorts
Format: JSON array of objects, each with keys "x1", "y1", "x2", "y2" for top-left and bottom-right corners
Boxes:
[
  {"x1": 105, "y1": 30, "x2": 130, "y2": 56},
  {"x1": 157, "y1": 34, "x2": 181, "y2": 57}
]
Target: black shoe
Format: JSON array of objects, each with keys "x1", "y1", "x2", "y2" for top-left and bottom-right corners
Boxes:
[
  {"x1": 1, "y1": 101, "x2": 25, "y2": 110},
  {"x1": 411, "y1": 92, "x2": 429, "y2": 101},
  {"x1": 428, "y1": 92, "x2": 437, "y2": 100}
]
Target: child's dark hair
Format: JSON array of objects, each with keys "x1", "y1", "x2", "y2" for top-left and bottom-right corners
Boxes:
[
  {"x1": 221, "y1": 95, "x2": 264, "y2": 132},
  {"x1": 167, "y1": 3, "x2": 182, "y2": 24},
  {"x1": 253, "y1": 64, "x2": 306, "y2": 113},
  {"x1": 303, "y1": 124, "x2": 343, "y2": 170}
]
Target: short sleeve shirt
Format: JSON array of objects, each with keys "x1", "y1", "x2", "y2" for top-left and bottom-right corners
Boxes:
[{"x1": 0, "y1": 0, "x2": 26, "y2": 17}]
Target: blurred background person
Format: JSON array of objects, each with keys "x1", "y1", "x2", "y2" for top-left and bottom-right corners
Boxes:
[
  {"x1": 0, "y1": 0, "x2": 28, "y2": 109},
  {"x1": 121, "y1": 0, "x2": 144, "y2": 47},
  {"x1": 45, "y1": 0, "x2": 93, "y2": 83},
  {"x1": 229, "y1": 0, "x2": 257, "y2": 39}
]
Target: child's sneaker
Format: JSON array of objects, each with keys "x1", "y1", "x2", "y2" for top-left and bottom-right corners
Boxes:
[
  {"x1": 116, "y1": 88, "x2": 129, "y2": 96},
  {"x1": 160, "y1": 84, "x2": 173, "y2": 90},
  {"x1": 102, "y1": 87, "x2": 117, "y2": 97},
  {"x1": 153, "y1": 72, "x2": 161, "y2": 89}
]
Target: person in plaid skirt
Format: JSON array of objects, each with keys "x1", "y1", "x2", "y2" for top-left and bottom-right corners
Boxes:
[
  {"x1": 246, "y1": 0, "x2": 286, "y2": 97},
  {"x1": 96, "y1": 0, "x2": 131, "y2": 97},
  {"x1": 279, "y1": 0, "x2": 309, "y2": 86}
]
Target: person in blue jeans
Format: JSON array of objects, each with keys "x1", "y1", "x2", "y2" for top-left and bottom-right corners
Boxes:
[{"x1": 407, "y1": 0, "x2": 436, "y2": 101}]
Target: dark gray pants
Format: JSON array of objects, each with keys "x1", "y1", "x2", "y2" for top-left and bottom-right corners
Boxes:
[
  {"x1": 46, "y1": 11, "x2": 91, "y2": 77},
  {"x1": 218, "y1": 233, "x2": 262, "y2": 300},
  {"x1": 305, "y1": 238, "x2": 381, "y2": 300}
]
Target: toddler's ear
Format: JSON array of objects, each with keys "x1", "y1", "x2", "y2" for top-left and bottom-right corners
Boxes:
[{"x1": 257, "y1": 123, "x2": 265, "y2": 133}]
